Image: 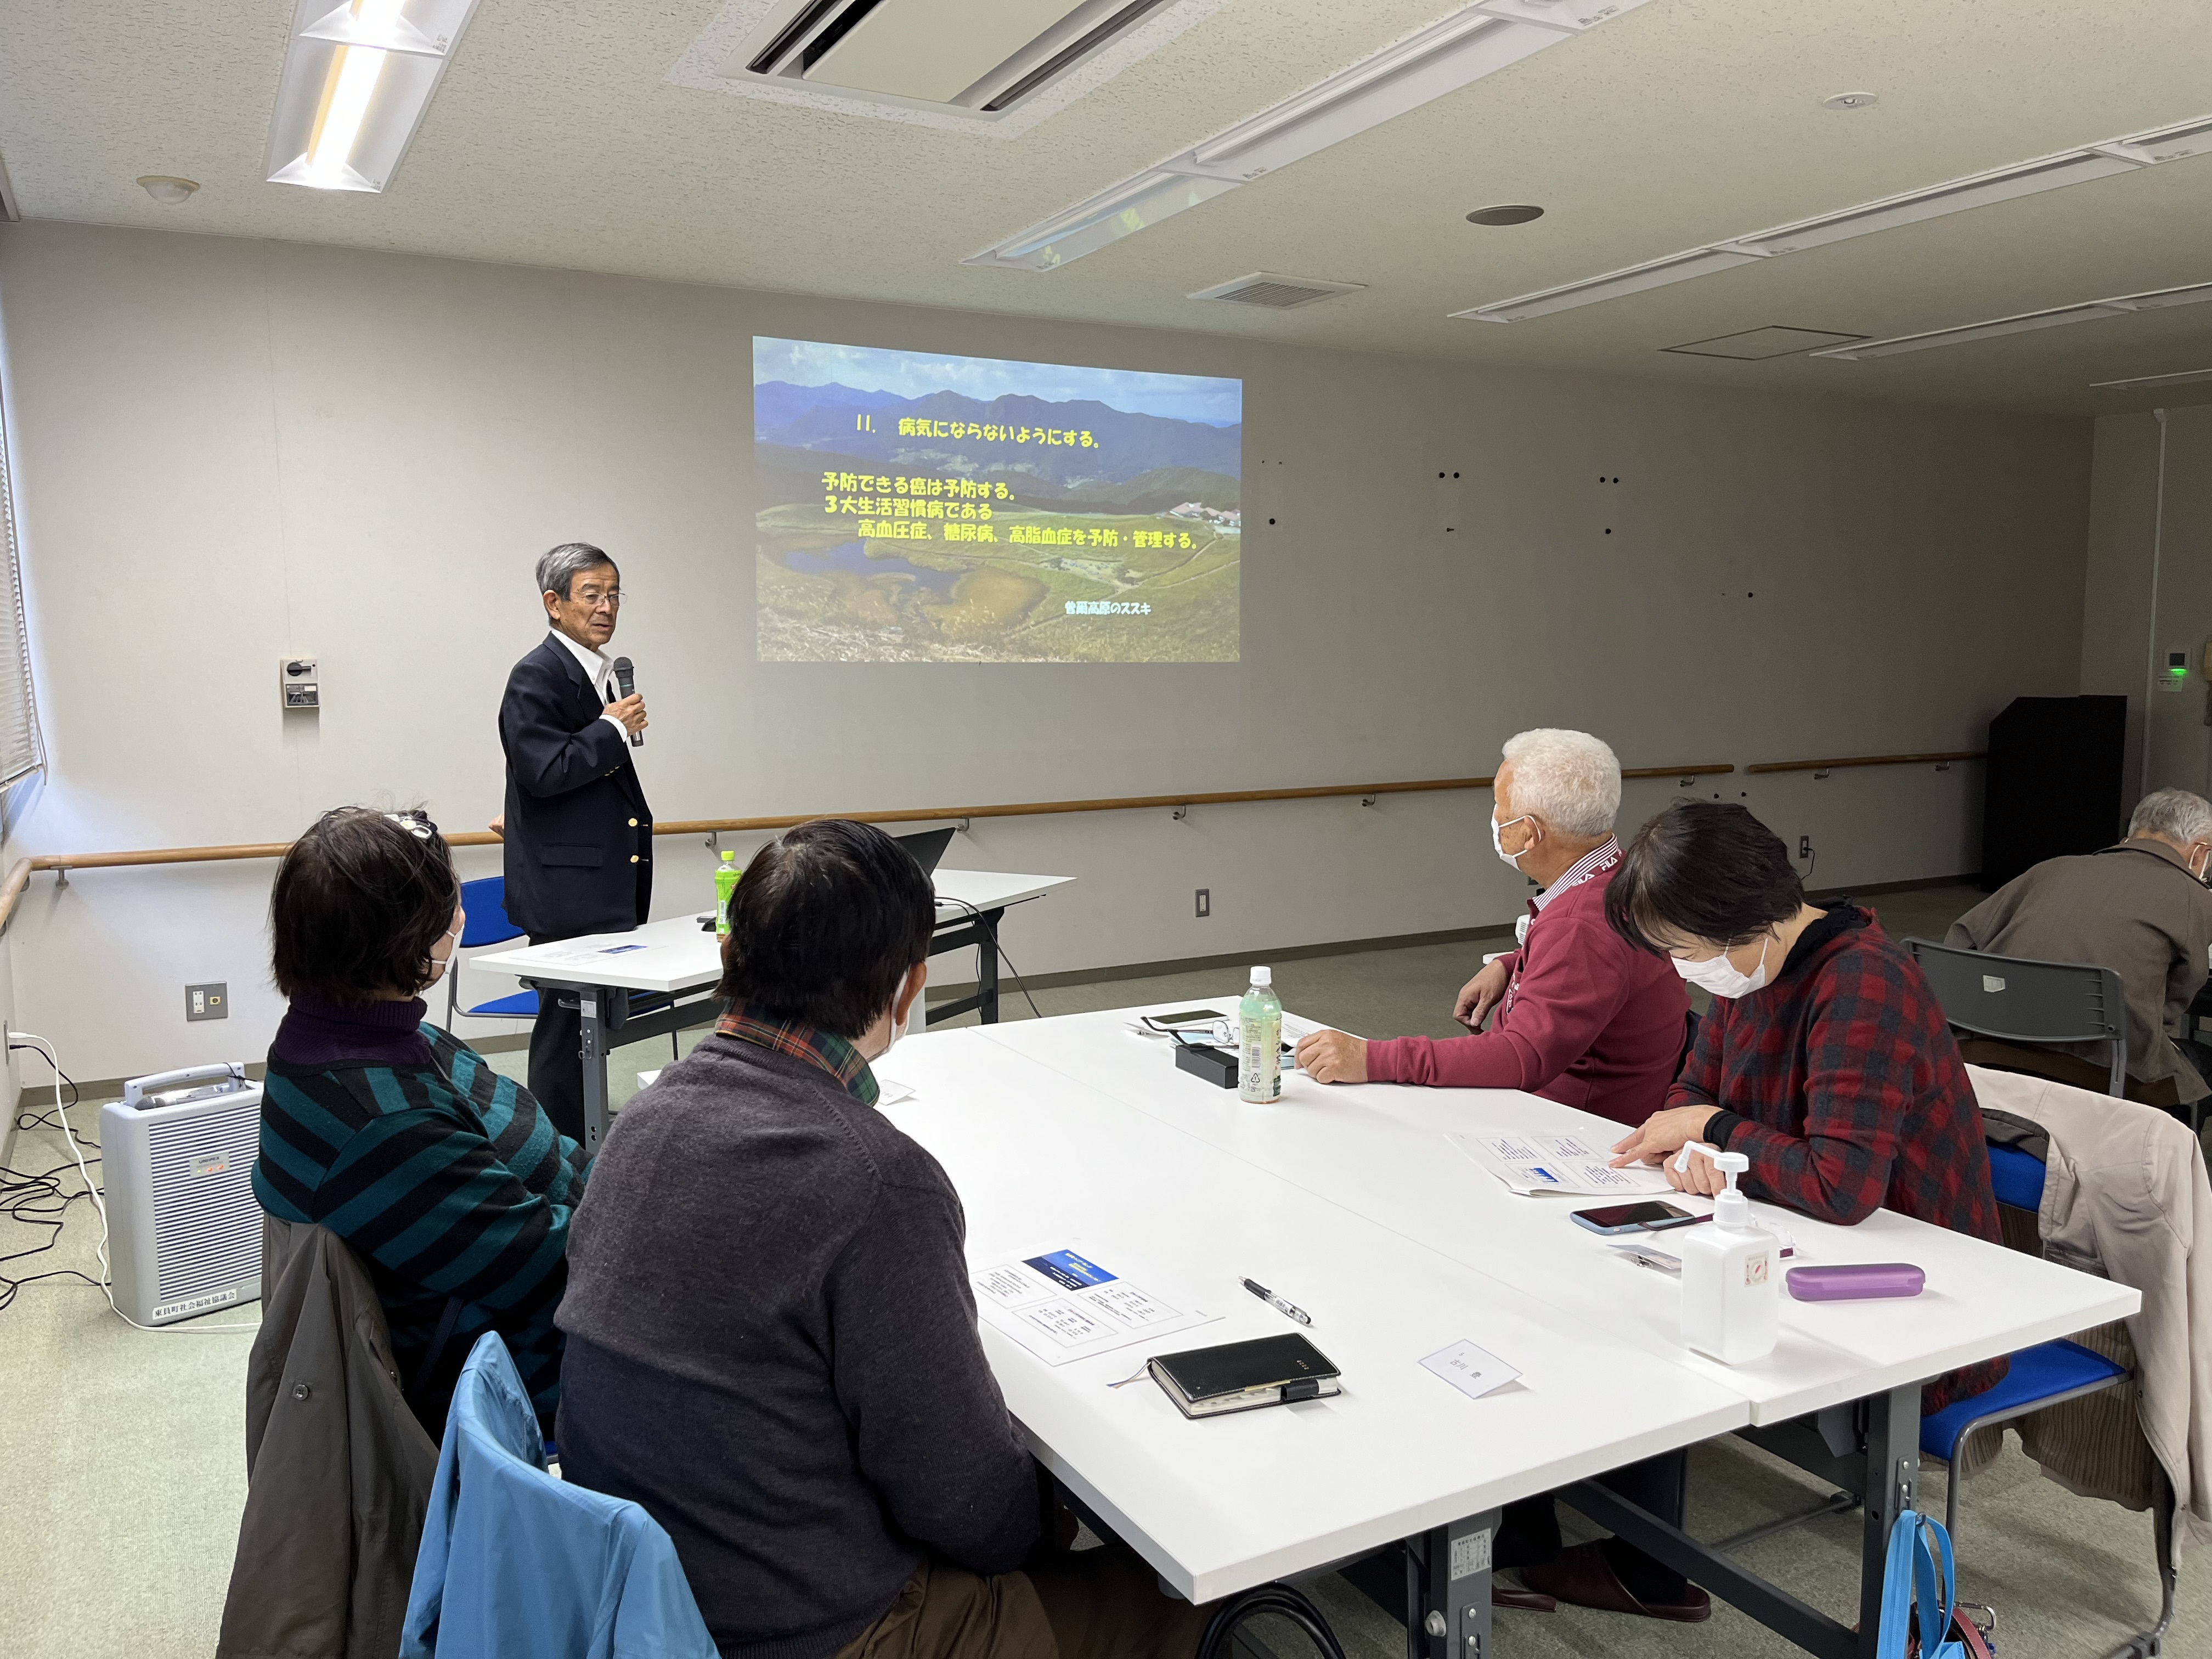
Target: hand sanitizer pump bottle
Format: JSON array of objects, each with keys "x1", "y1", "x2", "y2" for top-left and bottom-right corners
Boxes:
[{"x1": 1677, "y1": 1145, "x2": 1778, "y2": 1364}]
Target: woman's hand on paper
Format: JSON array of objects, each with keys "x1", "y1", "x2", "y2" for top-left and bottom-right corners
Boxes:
[
  {"x1": 1608, "y1": 1104, "x2": 1719, "y2": 1172},
  {"x1": 1295, "y1": 1029, "x2": 1367, "y2": 1084}
]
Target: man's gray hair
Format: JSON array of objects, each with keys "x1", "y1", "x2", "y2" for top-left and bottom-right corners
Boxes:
[
  {"x1": 2129, "y1": 786, "x2": 2212, "y2": 846},
  {"x1": 536, "y1": 542, "x2": 617, "y2": 600},
  {"x1": 1500, "y1": 728, "x2": 1622, "y2": 838}
]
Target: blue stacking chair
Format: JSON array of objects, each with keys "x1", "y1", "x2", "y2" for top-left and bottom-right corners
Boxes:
[
  {"x1": 444, "y1": 877, "x2": 540, "y2": 1027},
  {"x1": 1922, "y1": 1136, "x2": 2175, "y2": 1655}
]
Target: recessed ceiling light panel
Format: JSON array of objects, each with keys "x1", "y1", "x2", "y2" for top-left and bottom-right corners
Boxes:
[
  {"x1": 1661, "y1": 325, "x2": 1865, "y2": 360},
  {"x1": 1453, "y1": 110, "x2": 2212, "y2": 324},
  {"x1": 264, "y1": 0, "x2": 482, "y2": 193},
  {"x1": 2091, "y1": 366, "x2": 2212, "y2": 391},
  {"x1": 966, "y1": 0, "x2": 1655, "y2": 270},
  {"x1": 1813, "y1": 280, "x2": 2212, "y2": 361}
]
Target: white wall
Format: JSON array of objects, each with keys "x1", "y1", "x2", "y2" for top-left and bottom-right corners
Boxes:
[
  {"x1": 0, "y1": 221, "x2": 2089, "y2": 1081},
  {"x1": 2083, "y1": 406, "x2": 2212, "y2": 812}
]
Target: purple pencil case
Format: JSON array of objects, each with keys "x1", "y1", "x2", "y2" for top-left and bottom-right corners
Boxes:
[{"x1": 1787, "y1": 1263, "x2": 1925, "y2": 1302}]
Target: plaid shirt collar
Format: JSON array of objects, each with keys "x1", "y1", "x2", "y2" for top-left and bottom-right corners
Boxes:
[{"x1": 715, "y1": 1001, "x2": 879, "y2": 1107}]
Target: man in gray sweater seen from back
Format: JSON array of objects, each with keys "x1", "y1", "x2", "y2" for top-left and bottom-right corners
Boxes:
[{"x1": 557, "y1": 818, "x2": 1209, "y2": 1659}]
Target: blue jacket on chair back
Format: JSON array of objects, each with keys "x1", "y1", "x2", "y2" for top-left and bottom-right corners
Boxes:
[{"x1": 401, "y1": 1333, "x2": 715, "y2": 1659}]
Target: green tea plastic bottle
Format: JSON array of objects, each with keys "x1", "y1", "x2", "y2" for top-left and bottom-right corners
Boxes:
[
  {"x1": 1238, "y1": 966, "x2": 1282, "y2": 1103},
  {"x1": 714, "y1": 850, "x2": 742, "y2": 939}
]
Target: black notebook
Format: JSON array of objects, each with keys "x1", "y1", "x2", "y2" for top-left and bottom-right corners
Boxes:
[{"x1": 1148, "y1": 1334, "x2": 1341, "y2": 1419}]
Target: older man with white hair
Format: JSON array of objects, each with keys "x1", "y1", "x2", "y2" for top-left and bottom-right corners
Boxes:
[
  {"x1": 1947, "y1": 785, "x2": 2212, "y2": 1109},
  {"x1": 1296, "y1": 729, "x2": 1688, "y2": 1126}
]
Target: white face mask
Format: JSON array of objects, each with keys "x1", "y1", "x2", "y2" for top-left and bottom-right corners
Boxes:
[
  {"x1": 874, "y1": 968, "x2": 917, "y2": 1060},
  {"x1": 1492, "y1": 814, "x2": 1534, "y2": 870},
  {"x1": 422, "y1": 914, "x2": 465, "y2": 988},
  {"x1": 1672, "y1": 934, "x2": 1771, "y2": 1000}
]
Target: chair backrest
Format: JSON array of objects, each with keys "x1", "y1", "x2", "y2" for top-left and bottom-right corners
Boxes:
[
  {"x1": 457, "y1": 877, "x2": 524, "y2": 948},
  {"x1": 1904, "y1": 937, "x2": 2128, "y2": 1097}
]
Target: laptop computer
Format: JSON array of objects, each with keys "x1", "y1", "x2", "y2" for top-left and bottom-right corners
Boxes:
[{"x1": 894, "y1": 827, "x2": 955, "y2": 877}]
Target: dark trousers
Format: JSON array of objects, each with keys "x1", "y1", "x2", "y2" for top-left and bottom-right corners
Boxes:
[
  {"x1": 1496, "y1": 1449, "x2": 1689, "y2": 1603},
  {"x1": 526, "y1": 935, "x2": 586, "y2": 1146}
]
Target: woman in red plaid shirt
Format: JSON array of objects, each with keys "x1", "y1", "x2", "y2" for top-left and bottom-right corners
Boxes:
[
  {"x1": 1601, "y1": 800, "x2": 2008, "y2": 1412},
  {"x1": 1505, "y1": 803, "x2": 2010, "y2": 1626}
]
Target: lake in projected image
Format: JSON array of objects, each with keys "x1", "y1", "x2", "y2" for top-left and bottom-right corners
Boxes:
[{"x1": 753, "y1": 338, "x2": 1242, "y2": 663}]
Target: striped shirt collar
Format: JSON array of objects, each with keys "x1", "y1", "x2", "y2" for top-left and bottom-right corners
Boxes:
[
  {"x1": 715, "y1": 1001, "x2": 879, "y2": 1105},
  {"x1": 1530, "y1": 836, "x2": 1622, "y2": 915}
]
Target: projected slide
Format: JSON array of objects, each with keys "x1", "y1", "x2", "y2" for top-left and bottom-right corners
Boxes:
[{"x1": 754, "y1": 338, "x2": 1242, "y2": 663}]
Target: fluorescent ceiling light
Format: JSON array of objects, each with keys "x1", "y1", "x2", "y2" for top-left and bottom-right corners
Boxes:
[
  {"x1": 1455, "y1": 111, "x2": 2212, "y2": 324},
  {"x1": 966, "y1": 0, "x2": 1654, "y2": 272},
  {"x1": 265, "y1": 0, "x2": 482, "y2": 193},
  {"x1": 2090, "y1": 366, "x2": 2212, "y2": 391},
  {"x1": 1811, "y1": 280, "x2": 2212, "y2": 361}
]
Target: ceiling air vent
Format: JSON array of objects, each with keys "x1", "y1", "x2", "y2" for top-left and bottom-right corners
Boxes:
[
  {"x1": 720, "y1": 0, "x2": 1187, "y2": 118},
  {"x1": 1188, "y1": 272, "x2": 1367, "y2": 309}
]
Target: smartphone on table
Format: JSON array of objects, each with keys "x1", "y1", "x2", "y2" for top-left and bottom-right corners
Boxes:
[{"x1": 1570, "y1": 1199, "x2": 1707, "y2": 1235}]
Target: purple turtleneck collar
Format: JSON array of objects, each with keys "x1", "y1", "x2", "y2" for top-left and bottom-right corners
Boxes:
[{"x1": 271, "y1": 995, "x2": 436, "y2": 1069}]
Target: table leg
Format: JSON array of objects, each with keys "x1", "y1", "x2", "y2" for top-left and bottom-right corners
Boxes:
[
  {"x1": 978, "y1": 907, "x2": 1002, "y2": 1024},
  {"x1": 1857, "y1": 1383, "x2": 1920, "y2": 1655},
  {"x1": 579, "y1": 986, "x2": 610, "y2": 1156},
  {"x1": 1413, "y1": 1510, "x2": 1497, "y2": 1659}
]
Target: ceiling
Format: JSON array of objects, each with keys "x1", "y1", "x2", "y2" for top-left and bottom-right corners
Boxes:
[{"x1": 4, "y1": 0, "x2": 2211, "y2": 416}]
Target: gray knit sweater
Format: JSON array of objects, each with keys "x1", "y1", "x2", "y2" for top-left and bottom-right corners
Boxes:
[{"x1": 556, "y1": 1031, "x2": 1041, "y2": 1659}]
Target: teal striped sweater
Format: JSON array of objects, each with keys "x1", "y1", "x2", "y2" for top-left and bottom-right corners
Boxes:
[{"x1": 252, "y1": 1022, "x2": 588, "y2": 1433}]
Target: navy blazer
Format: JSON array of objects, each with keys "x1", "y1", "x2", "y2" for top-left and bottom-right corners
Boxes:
[{"x1": 498, "y1": 636, "x2": 653, "y2": 939}]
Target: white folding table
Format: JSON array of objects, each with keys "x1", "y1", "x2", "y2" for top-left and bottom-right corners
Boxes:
[
  {"x1": 960, "y1": 1002, "x2": 2139, "y2": 1657},
  {"x1": 470, "y1": 870, "x2": 1071, "y2": 1151},
  {"x1": 878, "y1": 1027, "x2": 1749, "y2": 1659}
]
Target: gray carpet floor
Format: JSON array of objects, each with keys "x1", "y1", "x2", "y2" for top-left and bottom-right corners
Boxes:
[{"x1": 2, "y1": 884, "x2": 2193, "y2": 1657}]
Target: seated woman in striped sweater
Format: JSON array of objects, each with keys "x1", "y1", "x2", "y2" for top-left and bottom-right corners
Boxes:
[{"x1": 251, "y1": 806, "x2": 587, "y2": 1437}]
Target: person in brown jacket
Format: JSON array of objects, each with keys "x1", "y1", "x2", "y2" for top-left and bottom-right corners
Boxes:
[{"x1": 1947, "y1": 787, "x2": 2212, "y2": 1109}]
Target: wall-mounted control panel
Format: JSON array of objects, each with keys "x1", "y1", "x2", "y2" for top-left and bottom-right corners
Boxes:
[{"x1": 281, "y1": 656, "x2": 319, "y2": 709}]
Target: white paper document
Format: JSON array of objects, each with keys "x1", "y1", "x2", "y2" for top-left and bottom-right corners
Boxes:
[
  {"x1": 1449, "y1": 1130, "x2": 1672, "y2": 1197},
  {"x1": 970, "y1": 1245, "x2": 1220, "y2": 1367},
  {"x1": 1420, "y1": 1339, "x2": 1522, "y2": 1401}
]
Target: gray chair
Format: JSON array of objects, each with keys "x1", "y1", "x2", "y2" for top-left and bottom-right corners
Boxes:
[{"x1": 1903, "y1": 937, "x2": 2128, "y2": 1098}]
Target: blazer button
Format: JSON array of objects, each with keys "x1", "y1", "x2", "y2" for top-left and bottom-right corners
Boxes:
[
  {"x1": 630, "y1": 855, "x2": 639, "y2": 864},
  {"x1": 628, "y1": 818, "x2": 637, "y2": 827}
]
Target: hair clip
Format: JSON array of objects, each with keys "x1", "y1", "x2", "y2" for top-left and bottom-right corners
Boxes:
[{"x1": 385, "y1": 811, "x2": 438, "y2": 840}]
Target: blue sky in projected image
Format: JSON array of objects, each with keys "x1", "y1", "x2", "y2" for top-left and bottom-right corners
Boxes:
[{"x1": 754, "y1": 338, "x2": 1242, "y2": 426}]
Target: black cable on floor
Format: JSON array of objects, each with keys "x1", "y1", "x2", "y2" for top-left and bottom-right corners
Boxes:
[{"x1": 0, "y1": 1062, "x2": 102, "y2": 1315}]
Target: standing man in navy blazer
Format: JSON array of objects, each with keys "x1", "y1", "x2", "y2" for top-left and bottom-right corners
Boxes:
[{"x1": 499, "y1": 543, "x2": 652, "y2": 1143}]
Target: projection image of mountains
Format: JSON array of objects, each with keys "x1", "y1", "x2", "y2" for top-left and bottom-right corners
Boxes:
[{"x1": 754, "y1": 338, "x2": 1242, "y2": 663}]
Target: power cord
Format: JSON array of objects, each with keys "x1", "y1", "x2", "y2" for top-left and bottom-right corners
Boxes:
[
  {"x1": 4, "y1": 1033, "x2": 257, "y2": 1334},
  {"x1": 933, "y1": 896, "x2": 1045, "y2": 1020},
  {"x1": 1197, "y1": 1582, "x2": 1347, "y2": 1659}
]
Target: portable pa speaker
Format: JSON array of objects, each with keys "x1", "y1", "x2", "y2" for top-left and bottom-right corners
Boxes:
[{"x1": 100, "y1": 1063, "x2": 265, "y2": 1325}]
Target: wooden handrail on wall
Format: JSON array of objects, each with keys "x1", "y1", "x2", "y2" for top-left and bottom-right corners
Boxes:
[
  {"x1": 0, "y1": 764, "x2": 1740, "y2": 934},
  {"x1": 1744, "y1": 752, "x2": 1985, "y2": 776}
]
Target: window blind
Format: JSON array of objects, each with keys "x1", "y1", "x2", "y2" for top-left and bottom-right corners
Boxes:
[{"x1": 0, "y1": 371, "x2": 43, "y2": 790}]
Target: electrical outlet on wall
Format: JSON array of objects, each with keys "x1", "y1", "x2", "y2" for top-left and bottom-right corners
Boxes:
[
  {"x1": 1195, "y1": 888, "x2": 1211, "y2": 918},
  {"x1": 1798, "y1": 837, "x2": 1812, "y2": 859},
  {"x1": 186, "y1": 982, "x2": 228, "y2": 1022}
]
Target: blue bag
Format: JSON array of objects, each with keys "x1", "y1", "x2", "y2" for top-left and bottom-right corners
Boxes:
[{"x1": 1876, "y1": 1509, "x2": 1971, "y2": 1659}]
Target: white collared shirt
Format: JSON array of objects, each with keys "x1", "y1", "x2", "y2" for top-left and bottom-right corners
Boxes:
[{"x1": 549, "y1": 629, "x2": 629, "y2": 738}]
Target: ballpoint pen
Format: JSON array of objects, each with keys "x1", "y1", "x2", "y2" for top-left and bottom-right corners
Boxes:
[{"x1": 1242, "y1": 1277, "x2": 1312, "y2": 1325}]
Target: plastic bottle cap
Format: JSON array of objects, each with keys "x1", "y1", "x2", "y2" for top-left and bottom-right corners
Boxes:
[
  {"x1": 720, "y1": 850, "x2": 736, "y2": 863},
  {"x1": 1251, "y1": 966, "x2": 1272, "y2": 986}
]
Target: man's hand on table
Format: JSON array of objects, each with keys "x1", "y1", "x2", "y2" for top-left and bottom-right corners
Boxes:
[
  {"x1": 1609, "y1": 1104, "x2": 1722, "y2": 1193},
  {"x1": 1453, "y1": 957, "x2": 1511, "y2": 1028},
  {"x1": 1294, "y1": 1029, "x2": 1367, "y2": 1084}
]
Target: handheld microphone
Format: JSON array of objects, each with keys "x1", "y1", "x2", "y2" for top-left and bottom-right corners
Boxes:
[{"x1": 612, "y1": 656, "x2": 642, "y2": 748}]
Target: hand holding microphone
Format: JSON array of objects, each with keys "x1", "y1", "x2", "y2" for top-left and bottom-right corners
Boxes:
[{"x1": 611, "y1": 656, "x2": 646, "y2": 746}]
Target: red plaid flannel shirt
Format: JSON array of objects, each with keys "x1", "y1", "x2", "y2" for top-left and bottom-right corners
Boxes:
[{"x1": 1673, "y1": 907, "x2": 2007, "y2": 1412}]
